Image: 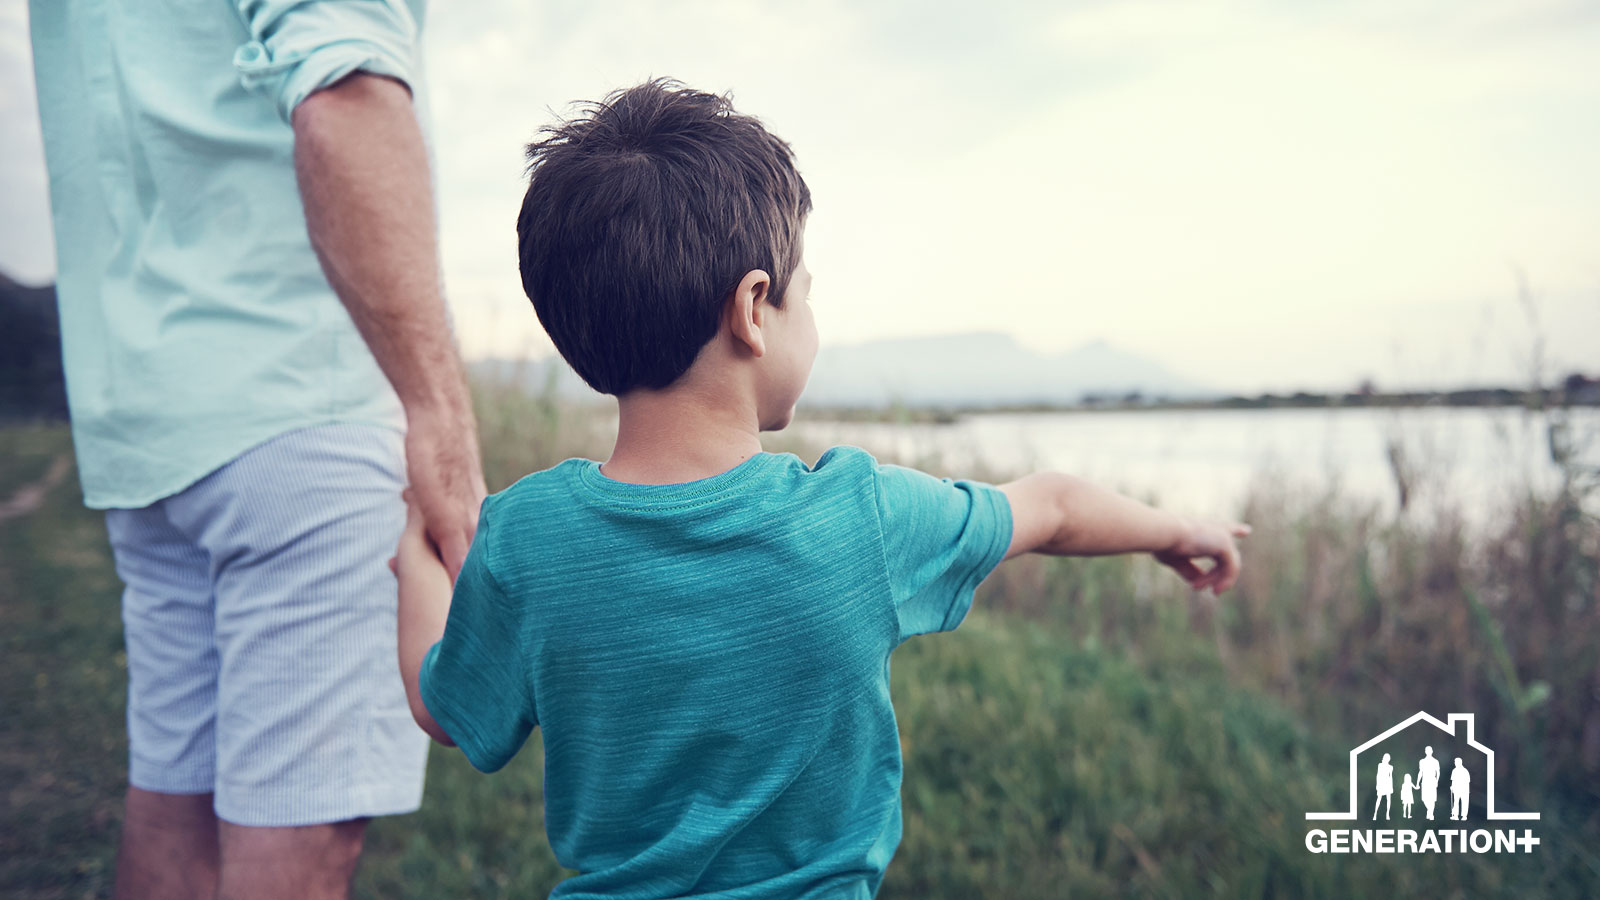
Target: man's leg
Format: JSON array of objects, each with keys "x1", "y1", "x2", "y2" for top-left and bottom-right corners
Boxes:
[
  {"x1": 115, "y1": 788, "x2": 219, "y2": 900},
  {"x1": 105, "y1": 506, "x2": 223, "y2": 900},
  {"x1": 165, "y1": 424, "x2": 428, "y2": 893},
  {"x1": 217, "y1": 818, "x2": 369, "y2": 900}
]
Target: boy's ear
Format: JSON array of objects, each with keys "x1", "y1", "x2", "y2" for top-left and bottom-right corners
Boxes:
[{"x1": 725, "y1": 269, "x2": 772, "y2": 358}]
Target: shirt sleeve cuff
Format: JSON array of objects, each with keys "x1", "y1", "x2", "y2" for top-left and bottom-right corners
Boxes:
[
  {"x1": 418, "y1": 641, "x2": 506, "y2": 774},
  {"x1": 234, "y1": 36, "x2": 416, "y2": 123}
]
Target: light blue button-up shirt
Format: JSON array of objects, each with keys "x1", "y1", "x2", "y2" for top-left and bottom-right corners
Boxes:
[{"x1": 29, "y1": 0, "x2": 430, "y2": 509}]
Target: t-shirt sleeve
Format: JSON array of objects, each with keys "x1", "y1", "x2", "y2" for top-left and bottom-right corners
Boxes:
[
  {"x1": 872, "y1": 461, "x2": 1014, "y2": 642},
  {"x1": 417, "y1": 497, "x2": 537, "y2": 773}
]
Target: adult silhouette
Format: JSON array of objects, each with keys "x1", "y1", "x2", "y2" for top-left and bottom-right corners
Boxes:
[
  {"x1": 29, "y1": 2, "x2": 485, "y2": 897},
  {"x1": 1418, "y1": 746, "x2": 1441, "y2": 820},
  {"x1": 1372, "y1": 753, "x2": 1394, "y2": 820},
  {"x1": 1451, "y1": 758, "x2": 1471, "y2": 820}
]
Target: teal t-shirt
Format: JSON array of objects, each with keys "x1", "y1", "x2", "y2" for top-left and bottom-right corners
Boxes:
[{"x1": 419, "y1": 444, "x2": 1013, "y2": 899}]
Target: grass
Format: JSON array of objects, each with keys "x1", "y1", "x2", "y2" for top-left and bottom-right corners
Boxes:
[
  {"x1": 3, "y1": 386, "x2": 1598, "y2": 898},
  {"x1": 1, "y1": 425, "x2": 129, "y2": 895}
]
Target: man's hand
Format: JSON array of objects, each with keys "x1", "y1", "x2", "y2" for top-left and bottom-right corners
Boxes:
[
  {"x1": 386, "y1": 426, "x2": 486, "y2": 583},
  {"x1": 406, "y1": 405, "x2": 487, "y2": 582},
  {"x1": 1152, "y1": 516, "x2": 1251, "y2": 595}
]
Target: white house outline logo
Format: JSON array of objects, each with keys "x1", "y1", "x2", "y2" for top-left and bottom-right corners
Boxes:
[{"x1": 1306, "y1": 711, "x2": 1539, "y2": 821}]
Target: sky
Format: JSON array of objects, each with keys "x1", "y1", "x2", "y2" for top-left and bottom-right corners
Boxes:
[{"x1": 2, "y1": 0, "x2": 1596, "y2": 395}]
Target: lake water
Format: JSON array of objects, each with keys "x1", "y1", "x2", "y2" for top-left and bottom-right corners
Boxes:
[{"x1": 786, "y1": 406, "x2": 1600, "y2": 532}]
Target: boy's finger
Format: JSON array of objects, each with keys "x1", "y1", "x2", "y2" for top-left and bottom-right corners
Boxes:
[
  {"x1": 1233, "y1": 523, "x2": 1252, "y2": 537},
  {"x1": 1163, "y1": 556, "x2": 1204, "y2": 581},
  {"x1": 1202, "y1": 549, "x2": 1239, "y2": 593},
  {"x1": 1213, "y1": 547, "x2": 1242, "y2": 593}
]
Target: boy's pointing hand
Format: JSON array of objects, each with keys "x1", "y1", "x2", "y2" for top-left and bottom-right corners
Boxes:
[{"x1": 1152, "y1": 516, "x2": 1251, "y2": 596}]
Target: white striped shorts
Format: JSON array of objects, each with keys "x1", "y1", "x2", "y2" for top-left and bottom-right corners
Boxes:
[{"x1": 104, "y1": 423, "x2": 430, "y2": 827}]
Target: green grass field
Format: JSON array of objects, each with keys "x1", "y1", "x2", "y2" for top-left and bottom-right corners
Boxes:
[{"x1": 3, "y1": 399, "x2": 1598, "y2": 898}]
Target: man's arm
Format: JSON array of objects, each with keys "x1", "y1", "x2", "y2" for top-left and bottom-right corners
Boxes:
[
  {"x1": 292, "y1": 73, "x2": 486, "y2": 580},
  {"x1": 999, "y1": 472, "x2": 1250, "y2": 594}
]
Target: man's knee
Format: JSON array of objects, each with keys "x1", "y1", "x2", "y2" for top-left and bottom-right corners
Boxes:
[
  {"x1": 117, "y1": 789, "x2": 220, "y2": 900},
  {"x1": 218, "y1": 818, "x2": 370, "y2": 900},
  {"x1": 219, "y1": 816, "x2": 369, "y2": 867}
]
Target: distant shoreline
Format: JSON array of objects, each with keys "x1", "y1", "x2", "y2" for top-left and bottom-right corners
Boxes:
[{"x1": 794, "y1": 385, "x2": 1600, "y2": 424}]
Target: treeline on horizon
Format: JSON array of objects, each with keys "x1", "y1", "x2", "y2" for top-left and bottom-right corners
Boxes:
[{"x1": 1040, "y1": 376, "x2": 1600, "y2": 412}]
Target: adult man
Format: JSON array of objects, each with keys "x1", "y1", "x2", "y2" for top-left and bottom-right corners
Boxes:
[
  {"x1": 1418, "y1": 746, "x2": 1441, "y2": 821},
  {"x1": 1451, "y1": 758, "x2": 1471, "y2": 820},
  {"x1": 28, "y1": 2, "x2": 484, "y2": 897}
]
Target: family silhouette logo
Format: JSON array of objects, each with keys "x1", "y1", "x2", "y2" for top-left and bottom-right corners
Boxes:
[{"x1": 1303, "y1": 711, "x2": 1540, "y2": 855}]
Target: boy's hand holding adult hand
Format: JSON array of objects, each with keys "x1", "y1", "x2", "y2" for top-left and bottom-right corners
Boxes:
[
  {"x1": 389, "y1": 487, "x2": 451, "y2": 599},
  {"x1": 1152, "y1": 515, "x2": 1251, "y2": 596}
]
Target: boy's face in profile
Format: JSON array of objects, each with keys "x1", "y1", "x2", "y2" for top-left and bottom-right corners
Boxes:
[{"x1": 758, "y1": 247, "x2": 818, "y2": 432}]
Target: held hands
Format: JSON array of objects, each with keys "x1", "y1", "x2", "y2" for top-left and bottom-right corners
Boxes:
[
  {"x1": 388, "y1": 487, "x2": 450, "y2": 593},
  {"x1": 404, "y1": 407, "x2": 488, "y2": 582},
  {"x1": 1152, "y1": 515, "x2": 1251, "y2": 596}
]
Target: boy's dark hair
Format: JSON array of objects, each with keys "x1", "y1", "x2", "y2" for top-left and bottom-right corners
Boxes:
[{"x1": 517, "y1": 77, "x2": 812, "y2": 395}]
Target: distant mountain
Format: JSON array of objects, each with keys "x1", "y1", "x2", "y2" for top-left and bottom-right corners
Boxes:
[
  {"x1": 801, "y1": 332, "x2": 1216, "y2": 407},
  {"x1": 470, "y1": 332, "x2": 1217, "y2": 409}
]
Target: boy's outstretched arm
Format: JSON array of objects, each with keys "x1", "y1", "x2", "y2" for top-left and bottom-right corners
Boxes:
[
  {"x1": 393, "y1": 488, "x2": 458, "y2": 746},
  {"x1": 998, "y1": 472, "x2": 1251, "y2": 595}
]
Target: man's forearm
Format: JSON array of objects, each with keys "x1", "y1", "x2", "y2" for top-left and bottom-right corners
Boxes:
[
  {"x1": 1041, "y1": 474, "x2": 1188, "y2": 557},
  {"x1": 291, "y1": 73, "x2": 472, "y2": 418}
]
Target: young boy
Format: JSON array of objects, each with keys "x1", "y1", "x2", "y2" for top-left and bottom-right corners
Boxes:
[{"x1": 395, "y1": 78, "x2": 1250, "y2": 898}]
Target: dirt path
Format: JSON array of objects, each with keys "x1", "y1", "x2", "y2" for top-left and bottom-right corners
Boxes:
[{"x1": 0, "y1": 455, "x2": 73, "y2": 525}]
